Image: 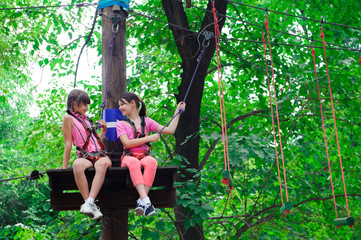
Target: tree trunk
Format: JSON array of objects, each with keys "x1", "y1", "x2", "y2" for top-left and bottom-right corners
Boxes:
[{"x1": 161, "y1": 1, "x2": 228, "y2": 239}]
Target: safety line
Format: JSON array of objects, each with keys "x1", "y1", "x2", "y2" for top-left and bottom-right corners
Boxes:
[
  {"x1": 320, "y1": 27, "x2": 350, "y2": 218},
  {"x1": 157, "y1": 44, "x2": 208, "y2": 134},
  {"x1": 311, "y1": 44, "x2": 338, "y2": 218},
  {"x1": 212, "y1": 1, "x2": 233, "y2": 197},
  {"x1": 262, "y1": 32, "x2": 284, "y2": 206},
  {"x1": 265, "y1": 15, "x2": 289, "y2": 202}
]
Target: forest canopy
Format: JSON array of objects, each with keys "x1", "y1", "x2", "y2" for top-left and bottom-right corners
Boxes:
[{"x1": 0, "y1": 0, "x2": 360, "y2": 239}]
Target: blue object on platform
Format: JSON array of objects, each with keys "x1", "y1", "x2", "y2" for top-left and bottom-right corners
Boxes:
[
  {"x1": 98, "y1": 0, "x2": 130, "y2": 11},
  {"x1": 104, "y1": 108, "x2": 126, "y2": 141}
]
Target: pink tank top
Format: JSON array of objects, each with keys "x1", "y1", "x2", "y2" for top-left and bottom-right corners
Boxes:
[
  {"x1": 116, "y1": 117, "x2": 159, "y2": 152},
  {"x1": 70, "y1": 113, "x2": 100, "y2": 154}
]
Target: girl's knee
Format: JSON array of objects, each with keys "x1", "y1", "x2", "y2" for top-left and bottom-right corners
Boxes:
[
  {"x1": 142, "y1": 157, "x2": 158, "y2": 168},
  {"x1": 95, "y1": 157, "x2": 112, "y2": 170},
  {"x1": 123, "y1": 157, "x2": 141, "y2": 169},
  {"x1": 73, "y1": 158, "x2": 91, "y2": 173}
]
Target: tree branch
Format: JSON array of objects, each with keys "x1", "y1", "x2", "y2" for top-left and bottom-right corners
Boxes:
[
  {"x1": 74, "y1": 8, "x2": 98, "y2": 87},
  {"x1": 200, "y1": 109, "x2": 265, "y2": 170}
]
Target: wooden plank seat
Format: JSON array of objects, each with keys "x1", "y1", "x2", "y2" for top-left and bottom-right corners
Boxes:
[{"x1": 46, "y1": 166, "x2": 178, "y2": 211}]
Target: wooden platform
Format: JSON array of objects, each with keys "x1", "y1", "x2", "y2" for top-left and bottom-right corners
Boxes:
[{"x1": 46, "y1": 166, "x2": 178, "y2": 211}]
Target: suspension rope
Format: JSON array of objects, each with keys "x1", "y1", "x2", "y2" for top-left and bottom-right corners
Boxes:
[
  {"x1": 262, "y1": 32, "x2": 284, "y2": 206},
  {"x1": 211, "y1": 1, "x2": 233, "y2": 197},
  {"x1": 157, "y1": 34, "x2": 211, "y2": 134},
  {"x1": 311, "y1": 44, "x2": 338, "y2": 218},
  {"x1": 319, "y1": 27, "x2": 351, "y2": 219},
  {"x1": 264, "y1": 15, "x2": 290, "y2": 204}
]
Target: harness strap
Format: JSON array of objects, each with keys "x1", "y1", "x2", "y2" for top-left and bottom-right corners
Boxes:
[
  {"x1": 76, "y1": 147, "x2": 109, "y2": 163},
  {"x1": 122, "y1": 150, "x2": 150, "y2": 160},
  {"x1": 123, "y1": 116, "x2": 152, "y2": 150},
  {"x1": 67, "y1": 110, "x2": 106, "y2": 152}
]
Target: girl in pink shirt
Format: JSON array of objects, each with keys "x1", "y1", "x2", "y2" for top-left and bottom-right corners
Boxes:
[
  {"x1": 62, "y1": 89, "x2": 112, "y2": 220},
  {"x1": 116, "y1": 92, "x2": 185, "y2": 217}
]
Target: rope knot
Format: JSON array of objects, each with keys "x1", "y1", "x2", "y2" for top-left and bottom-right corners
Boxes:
[
  {"x1": 221, "y1": 178, "x2": 229, "y2": 185},
  {"x1": 319, "y1": 28, "x2": 327, "y2": 46},
  {"x1": 311, "y1": 48, "x2": 316, "y2": 57},
  {"x1": 320, "y1": 27, "x2": 324, "y2": 38}
]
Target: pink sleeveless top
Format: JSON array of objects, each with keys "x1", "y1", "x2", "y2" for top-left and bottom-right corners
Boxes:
[
  {"x1": 116, "y1": 117, "x2": 159, "y2": 152},
  {"x1": 70, "y1": 113, "x2": 100, "y2": 154}
]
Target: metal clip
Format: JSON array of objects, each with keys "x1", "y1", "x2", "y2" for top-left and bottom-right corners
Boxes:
[
  {"x1": 111, "y1": 14, "x2": 122, "y2": 33},
  {"x1": 112, "y1": 23, "x2": 119, "y2": 33},
  {"x1": 202, "y1": 31, "x2": 214, "y2": 47}
]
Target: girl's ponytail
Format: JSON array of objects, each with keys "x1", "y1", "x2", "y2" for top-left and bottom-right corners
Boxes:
[{"x1": 139, "y1": 100, "x2": 147, "y2": 117}]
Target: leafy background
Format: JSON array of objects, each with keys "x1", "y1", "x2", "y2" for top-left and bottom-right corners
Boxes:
[{"x1": 0, "y1": 0, "x2": 360, "y2": 239}]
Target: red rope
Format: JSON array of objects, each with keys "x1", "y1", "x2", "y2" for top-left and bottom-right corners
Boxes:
[
  {"x1": 311, "y1": 45, "x2": 338, "y2": 218},
  {"x1": 212, "y1": 1, "x2": 233, "y2": 197},
  {"x1": 265, "y1": 15, "x2": 290, "y2": 202},
  {"x1": 320, "y1": 27, "x2": 350, "y2": 218},
  {"x1": 262, "y1": 32, "x2": 284, "y2": 206}
]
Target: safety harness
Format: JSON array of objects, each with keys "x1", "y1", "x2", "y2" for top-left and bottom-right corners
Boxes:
[
  {"x1": 67, "y1": 110, "x2": 109, "y2": 163},
  {"x1": 122, "y1": 115, "x2": 151, "y2": 160}
]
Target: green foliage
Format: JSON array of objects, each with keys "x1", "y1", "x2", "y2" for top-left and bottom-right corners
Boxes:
[{"x1": 1, "y1": 0, "x2": 361, "y2": 239}]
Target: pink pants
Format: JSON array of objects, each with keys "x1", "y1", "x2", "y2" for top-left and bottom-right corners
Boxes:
[{"x1": 121, "y1": 154, "x2": 158, "y2": 187}]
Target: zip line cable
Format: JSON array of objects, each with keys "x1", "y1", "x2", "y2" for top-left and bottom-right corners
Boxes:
[
  {"x1": 189, "y1": 4, "x2": 360, "y2": 53},
  {"x1": 0, "y1": 3, "x2": 96, "y2": 11},
  {"x1": 130, "y1": 8, "x2": 361, "y2": 53},
  {"x1": 228, "y1": 0, "x2": 361, "y2": 31},
  {"x1": 1, "y1": 2, "x2": 360, "y2": 53},
  {"x1": 129, "y1": 9, "x2": 201, "y2": 37},
  {"x1": 219, "y1": 37, "x2": 361, "y2": 52},
  {"x1": 2, "y1": 0, "x2": 361, "y2": 34},
  {"x1": 0, "y1": 170, "x2": 45, "y2": 183}
]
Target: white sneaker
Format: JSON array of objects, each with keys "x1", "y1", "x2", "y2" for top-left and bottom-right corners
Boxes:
[
  {"x1": 80, "y1": 202, "x2": 95, "y2": 218},
  {"x1": 91, "y1": 203, "x2": 103, "y2": 220},
  {"x1": 80, "y1": 202, "x2": 103, "y2": 220},
  {"x1": 144, "y1": 203, "x2": 155, "y2": 217}
]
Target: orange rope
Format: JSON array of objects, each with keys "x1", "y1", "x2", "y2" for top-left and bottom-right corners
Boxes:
[
  {"x1": 311, "y1": 45, "x2": 338, "y2": 218},
  {"x1": 262, "y1": 32, "x2": 284, "y2": 206},
  {"x1": 320, "y1": 27, "x2": 351, "y2": 220},
  {"x1": 212, "y1": 1, "x2": 233, "y2": 196},
  {"x1": 264, "y1": 15, "x2": 290, "y2": 202}
]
